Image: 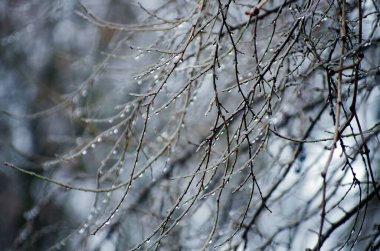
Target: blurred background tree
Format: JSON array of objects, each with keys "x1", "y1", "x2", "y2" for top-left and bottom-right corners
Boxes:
[{"x1": 1, "y1": 0, "x2": 380, "y2": 250}]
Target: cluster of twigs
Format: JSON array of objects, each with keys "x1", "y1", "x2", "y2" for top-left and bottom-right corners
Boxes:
[{"x1": 5, "y1": 0, "x2": 380, "y2": 250}]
